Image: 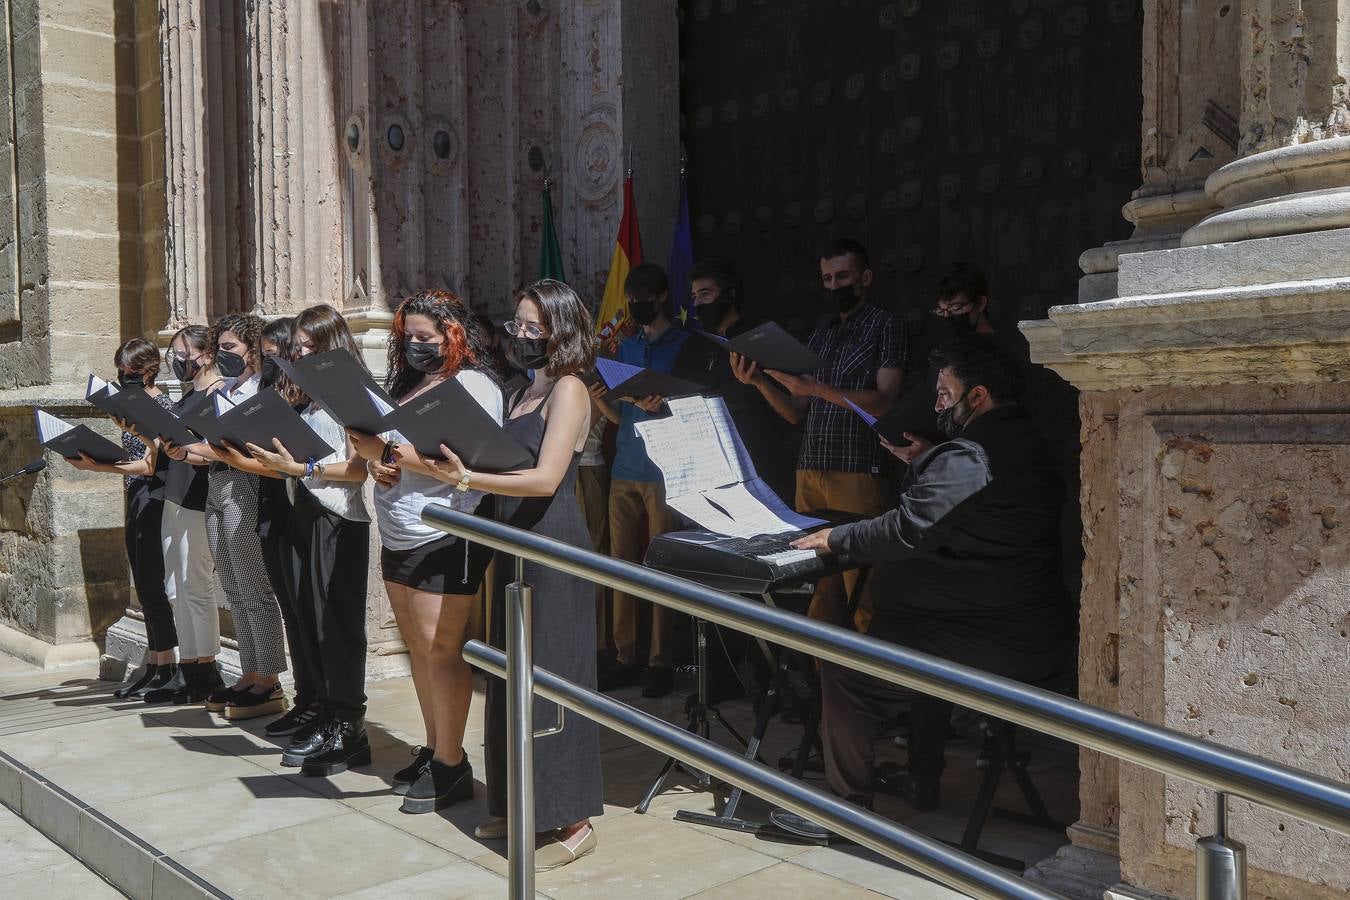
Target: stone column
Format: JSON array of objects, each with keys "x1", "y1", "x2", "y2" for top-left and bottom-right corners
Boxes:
[{"x1": 1026, "y1": 2, "x2": 1350, "y2": 898}]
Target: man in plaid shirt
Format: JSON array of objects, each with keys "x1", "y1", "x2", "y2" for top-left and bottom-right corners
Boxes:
[{"x1": 731, "y1": 238, "x2": 908, "y2": 630}]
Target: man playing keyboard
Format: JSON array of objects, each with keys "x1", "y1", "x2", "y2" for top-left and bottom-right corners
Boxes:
[{"x1": 773, "y1": 336, "x2": 1073, "y2": 831}]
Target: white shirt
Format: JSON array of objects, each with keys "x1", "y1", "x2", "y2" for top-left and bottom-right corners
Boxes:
[
  {"x1": 222, "y1": 373, "x2": 260, "y2": 401},
  {"x1": 288, "y1": 404, "x2": 371, "y2": 523},
  {"x1": 579, "y1": 418, "x2": 606, "y2": 468},
  {"x1": 373, "y1": 369, "x2": 503, "y2": 550}
]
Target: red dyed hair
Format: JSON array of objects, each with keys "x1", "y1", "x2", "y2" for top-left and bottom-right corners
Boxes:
[{"x1": 386, "y1": 289, "x2": 481, "y2": 399}]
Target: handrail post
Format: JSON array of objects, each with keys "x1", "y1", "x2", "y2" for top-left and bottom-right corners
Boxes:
[
  {"x1": 1196, "y1": 791, "x2": 1246, "y2": 900},
  {"x1": 507, "y1": 558, "x2": 535, "y2": 898}
]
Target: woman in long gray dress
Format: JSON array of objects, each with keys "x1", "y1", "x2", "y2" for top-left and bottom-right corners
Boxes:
[{"x1": 421, "y1": 279, "x2": 603, "y2": 871}]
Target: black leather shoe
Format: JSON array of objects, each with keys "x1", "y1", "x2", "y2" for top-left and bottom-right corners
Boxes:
[
  {"x1": 174, "y1": 662, "x2": 224, "y2": 704},
  {"x1": 873, "y1": 762, "x2": 940, "y2": 810},
  {"x1": 281, "y1": 713, "x2": 335, "y2": 767},
  {"x1": 266, "y1": 703, "x2": 322, "y2": 738},
  {"x1": 114, "y1": 665, "x2": 159, "y2": 699},
  {"x1": 640, "y1": 665, "x2": 674, "y2": 699},
  {"x1": 400, "y1": 754, "x2": 473, "y2": 814},
  {"x1": 597, "y1": 663, "x2": 640, "y2": 692},
  {"x1": 301, "y1": 720, "x2": 372, "y2": 777},
  {"x1": 392, "y1": 745, "x2": 434, "y2": 795},
  {"x1": 131, "y1": 664, "x2": 177, "y2": 700},
  {"x1": 143, "y1": 664, "x2": 191, "y2": 704}
]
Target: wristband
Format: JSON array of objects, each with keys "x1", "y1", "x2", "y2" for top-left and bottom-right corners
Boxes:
[
  {"x1": 303, "y1": 457, "x2": 316, "y2": 478},
  {"x1": 381, "y1": 440, "x2": 400, "y2": 465}
]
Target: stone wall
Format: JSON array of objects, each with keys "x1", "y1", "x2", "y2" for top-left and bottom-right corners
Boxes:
[
  {"x1": 0, "y1": 0, "x2": 151, "y2": 664},
  {"x1": 1112, "y1": 383, "x2": 1350, "y2": 899}
]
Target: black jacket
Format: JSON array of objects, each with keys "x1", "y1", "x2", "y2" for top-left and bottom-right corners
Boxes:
[{"x1": 828, "y1": 404, "x2": 1072, "y2": 681}]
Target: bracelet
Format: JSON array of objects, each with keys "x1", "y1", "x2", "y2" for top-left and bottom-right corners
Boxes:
[
  {"x1": 381, "y1": 440, "x2": 400, "y2": 464},
  {"x1": 303, "y1": 457, "x2": 316, "y2": 478}
]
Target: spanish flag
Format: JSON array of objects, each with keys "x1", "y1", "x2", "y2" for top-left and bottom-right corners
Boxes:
[{"x1": 596, "y1": 175, "x2": 643, "y2": 352}]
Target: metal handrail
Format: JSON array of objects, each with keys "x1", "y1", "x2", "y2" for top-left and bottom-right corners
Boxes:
[
  {"x1": 426, "y1": 504, "x2": 1350, "y2": 898},
  {"x1": 464, "y1": 641, "x2": 1065, "y2": 900},
  {"x1": 427, "y1": 505, "x2": 1350, "y2": 833}
]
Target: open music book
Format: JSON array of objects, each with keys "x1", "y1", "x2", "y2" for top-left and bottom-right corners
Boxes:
[
  {"x1": 35, "y1": 409, "x2": 126, "y2": 463},
  {"x1": 634, "y1": 395, "x2": 824, "y2": 539}
]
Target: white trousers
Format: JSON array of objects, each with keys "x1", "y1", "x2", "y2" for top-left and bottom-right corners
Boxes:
[{"x1": 161, "y1": 501, "x2": 221, "y2": 658}]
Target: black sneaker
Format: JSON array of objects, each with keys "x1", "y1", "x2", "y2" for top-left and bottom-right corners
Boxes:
[
  {"x1": 640, "y1": 665, "x2": 674, "y2": 699},
  {"x1": 223, "y1": 684, "x2": 287, "y2": 721},
  {"x1": 266, "y1": 703, "x2": 322, "y2": 738},
  {"x1": 113, "y1": 664, "x2": 159, "y2": 699},
  {"x1": 392, "y1": 745, "x2": 434, "y2": 795},
  {"x1": 281, "y1": 713, "x2": 335, "y2": 767},
  {"x1": 400, "y1": 754, "x2": 473, "y2": 814},
  {"x1": 129, "y1": 664, "x2": 177, "y2": 700},
  {"x1": 301, "y1": 720, "x2": 371, "y2": 777}
]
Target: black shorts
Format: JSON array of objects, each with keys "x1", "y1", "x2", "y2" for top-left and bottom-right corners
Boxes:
[{"x1": 380, "y1": 532, "x2": 491, "y2": 594}]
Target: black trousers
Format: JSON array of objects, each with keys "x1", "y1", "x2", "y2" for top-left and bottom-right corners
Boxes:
[
  {"x1": 288, "y1": 484, "x2": 370, "y2": 722},
  {"x1": 259, "y1": 482, "x2": 316, "y2": 702},
  {"x1": 126, "y1": 479, "x2": 176, "y2": 652},
  {"x1": 819, "y1": 661, "x2": 953, "y2": 807}
]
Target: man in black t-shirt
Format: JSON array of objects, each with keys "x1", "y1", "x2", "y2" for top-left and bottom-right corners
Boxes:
[{"x1": 671, "y1": 258, "x2": 797, "y2": 502}]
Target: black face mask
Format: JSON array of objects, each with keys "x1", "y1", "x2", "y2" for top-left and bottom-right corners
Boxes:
[
  {"x1": 118, "y1": 372, "x2": 144, "y2": 389},
  {"x1": 171, "y1": 356, "x2": 200, "y2": 382},
  {"x1": 215, "y1": 349, "x2": 247, "y2": 378},
  {"x1": 404, "y1": 340, "x2": 444, "y2": 373},
  {"x1": 936, "y1": 388, "x2": 973, "y2": 439},
  {"x1": 822, "y1": 284, "x2": 863, "y2": 318},
  {"x1": 628, "y1": 300, "x2": 660, "y2": 327},
  {"x1": 259, "y1": 357, "x2": 281, "y2": 388},
  {"x1": 930, "y1": 311, "x2": 978, "y2": 341},
  {"x1": 505, "y1": 335, "x2": 550, "y2": 371},
  {"x1": 695, "y1": 298, "x2": 731, "y2": 332}
]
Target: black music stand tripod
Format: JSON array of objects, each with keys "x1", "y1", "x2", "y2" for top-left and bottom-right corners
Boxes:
[{"x1": 635, "y1": 615, "x2": 755, "y2": 815}]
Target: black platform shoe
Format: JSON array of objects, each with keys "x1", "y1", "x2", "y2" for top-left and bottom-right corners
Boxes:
[
  {"x1": 400, "y1": 753, "x2": 473, "y2": 814},
  {"x1": 223, "y1": 684, "x2": 287, "y2": 720},
  {"x1": 281, "y1": 713, "x2": 335, "y2": 767},
  {"x1": 173, "y1": 661, "x2": 225, "y2": 705},
  {"x1": 113, "y1": 664, "x2": 159, "y2": 699},
  {"x1": 142, "y1": 663, "x2": 191, "y2": 704},
  {"x1": 301, "y1": 719, "x2": 372, "y2": 777},
  {"x1": 204, "y1": 682, "x2": 243, "y2": 714},
  {"x1": 130, "y1": 664, "x2": 177, "y2": 700},
  {"x1": 392, "y1": 745, "x2": 434, "y2": 796}
]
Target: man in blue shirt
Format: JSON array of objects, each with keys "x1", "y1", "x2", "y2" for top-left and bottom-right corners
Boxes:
[{"x1": 588, "y1": 264, "x2": 689, "y2": 697}]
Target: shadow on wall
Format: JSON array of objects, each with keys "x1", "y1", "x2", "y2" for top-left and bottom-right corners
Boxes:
[{"x1": 76, "y1": 526, "x2": 130, "y2": 642}]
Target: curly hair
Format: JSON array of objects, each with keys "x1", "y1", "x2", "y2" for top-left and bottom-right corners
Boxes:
[
  {"x1": 514, "y1": 279, "x2": 596, "y2": 378},
  {"x1": 208, "y1": 312, "x2": 265, "y2": 374},
  {"x1": 386, "y1": 290, "x2": 491, "y2": 400}
]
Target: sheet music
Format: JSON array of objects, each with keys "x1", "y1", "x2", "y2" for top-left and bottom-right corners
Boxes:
[
  {"x1": 634, "y1": 410, "x2": 735, "y2": 500},
  {"x1": 842, "y1": 396, "x2": 877, "y2": 427},
  {"x1": 36, "y1": 410, "x2": 73, "y2": 443},
  {"x1": 636, "y1": 395, "x2": 820, "y2": 538},
  {"x1": 87, "y1": 374, "x2": 116, "y2": 398},
  {"x1": 595, "y1": 357, "x2": 644, "y2": 390},
  {"x1": 212, "y1": 392, "x2": 237, "y2": 416}
]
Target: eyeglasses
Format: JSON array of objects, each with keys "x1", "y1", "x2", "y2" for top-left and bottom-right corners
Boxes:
[
  {"x1": 934, "y1": 299, "x2": 975, "y2": 317},
  {"x1": 503, "y1": 320, "x2": 546, "y2": 340}
]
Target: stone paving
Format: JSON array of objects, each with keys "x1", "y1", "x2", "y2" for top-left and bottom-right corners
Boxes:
[{"x1": 0, "y1": 652, "x2": 1077, "y2": 899}]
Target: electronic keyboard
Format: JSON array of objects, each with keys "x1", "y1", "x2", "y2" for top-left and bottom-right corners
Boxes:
[{"x1": 645, "y1": 525, "x2": 855, "y2": 595}]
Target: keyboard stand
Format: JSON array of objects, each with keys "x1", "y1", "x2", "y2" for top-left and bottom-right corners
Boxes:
[
  {"x1": 636, "y1": 616, "x2": 756, "y2": 815},
  {"x1": 661, "y1": 594, "x2": 817, "y2": 839}
]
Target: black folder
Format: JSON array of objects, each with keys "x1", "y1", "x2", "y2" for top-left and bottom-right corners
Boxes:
[
  {"x1": 85, "y1": 375, "x2": 128, "y2": 418},
  {"x1": 35, "y1": 410, "x2": 125, "y2": 464},
  {"x1": 595, "y1": 357, "x2": 703, "y2": 403},
  {"x1": 110, "y1": 387, "x2": 198, "y2": 445},
  {"x1": 271, "y1": 351, "x2": 392, "y2": 435},
  {"x1": 701, "y1": 321, "x2": 823, "y2": 375},
  {"x1": 383, "y1": 377, "x2": 534, "y2": 472},
  {"x1": 216, "y1": 388, "x2": 335, "y2": 462},
  {"x1": 179, "y1": 390, "x2": 246, "y2": 449},
  {"x1": 846, "y1": 385, "x2": 946, "y2": 448}
]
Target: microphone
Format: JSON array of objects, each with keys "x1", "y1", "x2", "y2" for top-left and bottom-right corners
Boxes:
[{"x1": 0, "y1": 459, "x2": 47, "y2": 484}]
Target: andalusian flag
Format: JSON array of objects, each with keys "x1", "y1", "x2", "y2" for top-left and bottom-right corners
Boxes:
[
  {"x1": 666, "y1": 170, "x2": 693, "y2": 324},
  {"x1": 539, "y1": 182, "x2": 566, "y2": 282},
  {"x1": 596, "y1": 175, "x2": 643, "y2": 351}
]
